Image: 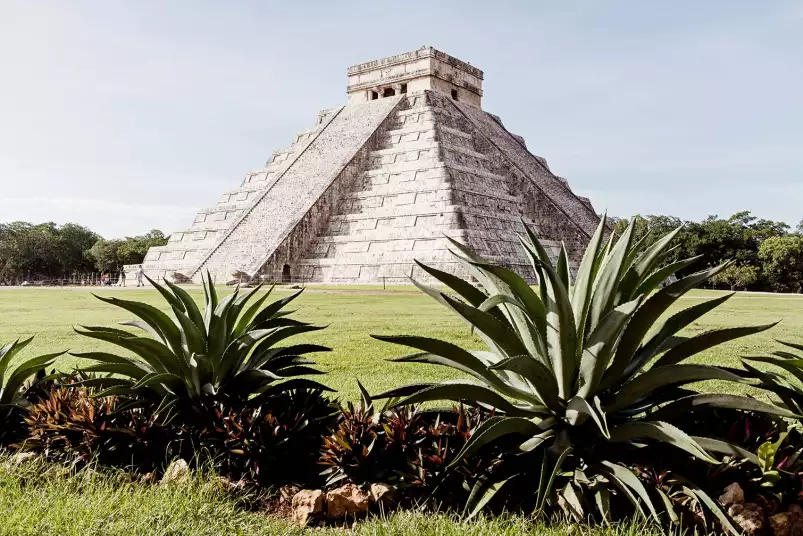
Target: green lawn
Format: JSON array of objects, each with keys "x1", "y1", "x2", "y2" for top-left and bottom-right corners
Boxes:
[
  {"x1": 0, "y1": 453, "x2": 665, "y2": 536},
  {"x1": 1, "y1": 284, "x2": 802, "y2": 401}
]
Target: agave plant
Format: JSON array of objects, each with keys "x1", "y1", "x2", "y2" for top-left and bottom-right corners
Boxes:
[
  {"x1": 73, "y1": 273, "x2": 332, "y2": 420},
  {"x1": 0, "y1": 337, "x2": 63, "y2": 441},
  {"x1": 743, "y1": 341, "x2": 803, "y2": 416},
  {"x1": 371, "y1": 217, "x2": 792, "y2": 528}
]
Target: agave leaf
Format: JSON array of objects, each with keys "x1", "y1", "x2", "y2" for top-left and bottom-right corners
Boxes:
[
  {"x1": 93, "y1": 294, "x2": 183, "y2": 356},
  {"x1": 594, "y1": 487, "x2": 612, "y2": 525},
  {"x1": 742, "y1": 355, "x2": 803, "y2": 384},
  {"x1": 394, "y1": 382, "x2": 545, "y2": 417},
  {"x1": 692, "y1": 436, "x2": 759, "y2": 465},
  {"x1": 374, "y1": 335, "x2": 532, "y2": 399},
  {"x1": 450, "y1": 416, "x2": 541, "y2": 466},
  {"x1": 233, "y1": 284, "x2": 273, "y2": 338},
  {"x1": 202, "y1": 271, "x2": 218, "y2": 331},
  {"x1": 571, "y1": 214, "x2": 608, "y2": 349},
  {"x1": 634, "y1": 255, "x2": 706, "y2": 297},
  {"x1": 603, "y1": 262, "x2": 731, "y2": 389},
  {"x1": 518, "y1": 239, "x2": 577, "y2": 399},
  {"x1": 556, "y1": 243, "x2": 571, "y2": 291},
  {"x1": 163, "y1": 279, "x2": 206, "y2": 335},
  {"x1": 609, "y1": 421, "x2": 717, "y2": 463},
  {"x1": 536, "y1": 442, "x2": 572, "y2": 513},
  {"x1": 414, "y1": 259, "x2": 487, "y2": 307},
  {"x1": 778, "y1": 340, "x2": 803, "y2": 353},
  {"x1": 655, "y1": 488, "x2": 679, "y2": 525},
  {"x1": 118, "y1": 320, "x2": 161, "y2": 340},
  {"x1": 559, "y1": 482, "x2": 585, "y2": 521},
  {"x1": 490, "y1": 355, "x2": 561, "y2": 410},
  {"x1": 598, "y1": 461, "x2": 660, "y2": 523},
  {"x1": 75, "y1": 329, "x2": 182, "y2": 376},
  {"x1": 682, "y1": 484, "x2": 740, "y2": 535},
  {"x1": 0, "y1": 337, "x2": 35, "y2": 386},
  {"x1": 609, "y1": 365, "x2": 752, "y2": 411},
  {"x1": 618, "y1": 226, "x2": 683, "y2": 301},
  {"x1": 578, "y1": 297, "x2": 642, "y2": 398},
  {"x1": 468, "y1": 262, "x2": 550, "y2": 365},
  {"x1": 78, "y1": 363, "x2": 149, "y2": 379},
  {"x1": 440, "y1": 293, "x2": 530, "y2": 360},
  {"x1": 143, "y1": 274, "x2": 184, "y2": 312},
  {"x1": 623, "y1": 293, "x2": 736, "y2": 379},
  {"x1": 587, "y1": 219, "x2": 635, "y2": 334},
  {"x1": 465, "y1": 474, "x2": 515, "y2": 519},
  {"x1": 650, "y1": 393, "x2": 798, "y2": 421},
  {"x1": 249, "y1": 288, "x2": 304, "y2": 328},
  {"x1": 171, "y1": 305, "x2": 207, "y2": 358},
  {"x1": 566, "y1": 396, "x2": 610, "y2": 438},
  {"x1": 652, "y1": 323, "x2": 779, "y2": 368},
  {"x1": 0, "y1": 351, "x2": 63, "y2": 406}
]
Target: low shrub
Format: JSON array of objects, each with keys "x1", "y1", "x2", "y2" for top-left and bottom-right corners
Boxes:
[
  {"x1": 319, "y1": 385, "x2": 497, "y2": 508},
  {"x1": 21, "y1": 383, "x2": 181, "y2": 472},
  {"x1": 197, "y1": 387, "x2": 338, "y2": 487}
]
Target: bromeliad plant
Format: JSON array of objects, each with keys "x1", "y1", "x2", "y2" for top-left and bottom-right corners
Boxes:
[
  {"x1": 73, "y1": 273, "x2": 332, "y2": 420},
  {"x1": 371, "y1": 217, "x2": 792, "y2": 528},
  {"x1": 0, "y1": 337, "x2": 63, "y2": 442}
]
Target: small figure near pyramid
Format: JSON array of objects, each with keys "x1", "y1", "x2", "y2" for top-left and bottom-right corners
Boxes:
[{"x1": 134, "y1": 46, "x2": 602, "y2": 284}]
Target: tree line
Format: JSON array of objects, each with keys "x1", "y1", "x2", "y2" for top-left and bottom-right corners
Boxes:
[
  {"x1": 612, "y1": 211, "x2": 803, "y2": 293},
  {"x1": 0, "y1": 221, "x2": 167, "y2": 284},
  {"x1": 1, "y1": 211, "x2": 802, "y2": 292}
]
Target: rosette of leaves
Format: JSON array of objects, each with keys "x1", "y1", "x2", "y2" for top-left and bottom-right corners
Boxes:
[
  {"x1": 0, "y1": 337, "x2": 63, "y2": 443},
  {"x1": 371, "y1": 217, "x2": 792, "y2": 529},
  {"x1": 22, "y1": 380, "x2": 182, "y2": 471},
  {"x1": 319, "y1": 383, "x2": 495, "y2": 505},
  {"x1": 198, "y1": 387, "x2": 337, "y2": 486},
  {"x1": 73, "y1": 273, "x2": 332, "y2": 421}
]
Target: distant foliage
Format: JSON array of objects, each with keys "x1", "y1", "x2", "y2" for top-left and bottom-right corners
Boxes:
[
  {"x1": 613, "y1": 211, "x2": 801, "y2": 293},
  {"x1": 87, "y1": 229, "x2": 168, "y2": 271},
  {"x1": 0, "y1": 221, "x2": 167, "y2": 282}
]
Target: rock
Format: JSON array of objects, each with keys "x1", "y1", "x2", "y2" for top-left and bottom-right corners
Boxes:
[
  {"x1": 369, "y1": 483, "x2": 396, "y2": 507},
  {"x1": 791, "y1": 519, "x2": 803, "y2": 536},
  {"x1": 292, "y1": 489, "x2": 324, "y2": 526},
  {"x1": 160, "y1": 459, "x2": 190, "y2": 485},
  {"x1": 732, "y1": 502, "x2": 765, "y2": 535},
  {"x1": 719, "y1": 482, "x2": 745, "y2": 507},
  {"x1": 280, "y1": 484, "x2": 302, "y2": 504},
  {"x1": 326, "y1": 484, "x2": 371, "y2": 519},
  {"x1": 772, "y1": 512, "x2": 794, "y2": 536},
  {"x1": 790, "y1": 504, "x2": 803, "y2": 522}
]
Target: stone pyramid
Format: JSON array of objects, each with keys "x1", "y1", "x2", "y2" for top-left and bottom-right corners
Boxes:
[{"x1": 140, "y1": 47, "x2": 601, "y2": 284}]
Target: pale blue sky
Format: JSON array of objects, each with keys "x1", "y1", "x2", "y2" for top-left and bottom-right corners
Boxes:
[{"x1": 1, "y1": 1, "x2": 801, "y2": 237}]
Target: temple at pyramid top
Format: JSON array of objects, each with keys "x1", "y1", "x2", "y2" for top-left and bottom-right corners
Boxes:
[
  {"x1": 346, "y1": 46, "x2": 484, "y2": 108},
  {"x1": 134, "y1": 47, "x2": 601, "y2": 284}
]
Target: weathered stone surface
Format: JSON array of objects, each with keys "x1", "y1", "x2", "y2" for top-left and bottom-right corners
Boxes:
[
  {"x1": 292, "y1": 489, "x2": 324, "y2": 526},
  {"x1": 772, "y1": 512, "x2": 794, "y2": 536},
  {"x1": 719, "y1": 482, "x2": 745, "y2": 507},
  {"x1": 730, "y1": 502, "x2": 765, "y2": 535},
  {"x1": 160, "y1": 459, "x2": 190, "y2": 485},
  {"x1": 280, "y1": 484, "x2": 301, "y2": 504},
  {"x1": 326, "y1": 484, "x2": 371, "y2": 519},
  {"x1": 369, "y1": 482, "x2": 396, "y2": 507},
  {"x1": 139, "y1": 48, "x2": 600, "y2": 284}
]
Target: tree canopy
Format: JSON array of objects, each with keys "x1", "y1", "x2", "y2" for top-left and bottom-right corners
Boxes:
[{"x1": 0, "y1": 222, "x2": 167, "y2": 283}]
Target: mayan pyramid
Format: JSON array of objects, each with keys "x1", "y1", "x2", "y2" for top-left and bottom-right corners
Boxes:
[{"x1": 139, "y1": 46, "x2": 601, "y2": 284}]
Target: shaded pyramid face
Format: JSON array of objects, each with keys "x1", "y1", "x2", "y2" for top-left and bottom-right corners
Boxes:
[{"x1": 141, "y1": 51, "x2": 600, "y2": 284}]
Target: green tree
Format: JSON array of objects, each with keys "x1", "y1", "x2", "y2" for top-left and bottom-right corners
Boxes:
[
  {"x1": 758, "y1": 235, "x2": 803, "y2": 293},
  {"x1": 710, "y1": 264, "x2": 759, "y2": 291}
]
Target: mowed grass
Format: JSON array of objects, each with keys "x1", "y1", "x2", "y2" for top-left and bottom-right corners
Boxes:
[
  {"x1": 1, "y1": 285, "x2": 802, "y2": 401},
  {"x1": 0, "y1": 453, "x2": 666, "y2": 536}
]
